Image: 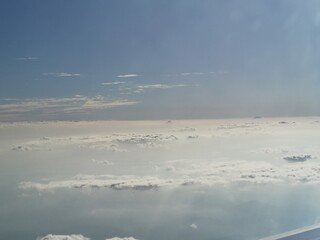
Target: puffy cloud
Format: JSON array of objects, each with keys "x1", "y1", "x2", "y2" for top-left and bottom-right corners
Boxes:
[
  {"x1": 20, "y1": 174, "x2": 171, "y2": 191},
  {"x1": 36, "y1": 235, "x2": 139, "y2": 240},
  {"x1": 10, "y1": 133, "x2": 177, "y2": 152},
  {"x1": 20, "y1": 160, "x2": 320, "y2": 192},
  {"x1": 37, "y1": 234, "x2": 90, "y2": 240}
]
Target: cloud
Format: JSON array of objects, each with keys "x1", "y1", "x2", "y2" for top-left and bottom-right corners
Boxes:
[
  {"x1": 0, "y1": 96, "x2": 139, "y2": 118},
  {"x1": 180, "y1": 72, "x2": 204, "y2": 76},
  {"x1": 37, "y1": 234, "x2": 90, "y2": 240},
  {"x1": 116, "y1": 74, "x2": 141, "y2": 78},
  {"x1": 16, "y1": 57, "x2": 38, "y2": 60},
  {"x1": 20, "y1": 159, "x2": 320, "y2": 192},
  {"x1": 190, "y1": 223, "x2": 198, "y2": 230},
  {"x1": 283, "y1": 155, "x2": 312, "y2": 162},
  {"x1": 9, "y1": 132, "x2": 177, "y2": 152},
  {"x1": 36, "y1": 235, "x2": 138, "y2": 240},
  {"x1": 134, "y1": 84, "x2": 198, "y2": 93},
  {"x1": 42, "y1": 72, "x2": 81, "y2": 77},
  {"x1": 20, "y1": 174, "x2": 171, "y2": 191},
  {"x1": 105, "y1": 238, "x2": 138, "y2": 240},
  {"x1": 101, "y1": 81, "x2": 126, "y2": 85}
]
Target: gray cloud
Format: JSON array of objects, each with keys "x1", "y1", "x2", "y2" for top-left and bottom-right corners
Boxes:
[{"x1": 284, "y1": 155, "x2": 312, "y2": 163}]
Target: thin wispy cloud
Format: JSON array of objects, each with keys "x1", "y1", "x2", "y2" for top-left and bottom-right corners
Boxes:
[
  {"x1": 0, "y1": 95, "x2": 139, "y2": 119},
  {"x1": 15, "y1": 57, "x2": 38, "y2": 60},
  {"x1": 180, "y1": 72, "x2": 204, "y2": 76},
  {"x1": 116, "y1": 74, "x2": 141, "y2": 78},
  {"x1": 101, "y1": 81, "x2": 126, "y2": 85},
  {"x1": 42, "y1": 72, "x2": 81, "y2": 77},
  {"x1": 134, "y1": 84, "x2": 198, "y2": 93}
]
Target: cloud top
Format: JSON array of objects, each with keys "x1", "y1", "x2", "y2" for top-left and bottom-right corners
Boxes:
[
  {"x1": 38, "y1": 234, "x2": 90, "y2": 240},
  {"x1": 20, "y1": 160, "x2": 320, "y2": 192}
]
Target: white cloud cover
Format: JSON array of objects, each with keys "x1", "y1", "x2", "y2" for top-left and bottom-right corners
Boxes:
[
  {"x1": 42, "y1": 72, "x2": 81, "y2": 77},
  {"x1": 20, "y1": 174, "x2": 170, "y2": 191},
  {"x1": 37, "y1": 234, "x2": 90, "y2": 240},
  {"x1": 116, "y1": 74, "x2": 141, "y2": 78},
  {"x1": 20, "y1": 159, "x2": 320, "y2": 192},
  {"x1": 10, "y1": 132, "x2": 178, "y2": 152}
]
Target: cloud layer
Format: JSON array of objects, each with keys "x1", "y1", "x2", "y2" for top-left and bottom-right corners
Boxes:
[
  {"x1": 0, "y1": 96, "x2": 138, "y2": 120},
  {"x1": 20, "y1": 159, "x2": 320, "y2": 192}
]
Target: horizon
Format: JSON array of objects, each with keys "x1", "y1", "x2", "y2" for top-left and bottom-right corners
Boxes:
[{"x1": 1, "y1": 0, "x2": 320, "y2": 121}]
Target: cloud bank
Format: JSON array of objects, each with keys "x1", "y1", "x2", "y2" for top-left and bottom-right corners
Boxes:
[{"x1": 20, "y1": 160, "x2": 320, "y2": 192}]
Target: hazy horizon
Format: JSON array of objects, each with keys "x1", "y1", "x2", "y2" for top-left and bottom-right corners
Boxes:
[{"x1": 1, "y1": 0, "x2": 320, "y2": 121}]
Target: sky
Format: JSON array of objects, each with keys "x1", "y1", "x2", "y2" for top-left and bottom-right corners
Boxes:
[{"x1": 1, "y1": 0, "x2": 320, "y2": 121}]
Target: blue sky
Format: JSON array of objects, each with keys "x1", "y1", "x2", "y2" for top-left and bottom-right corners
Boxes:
[{"x1": 1, "y1": 0, "x2": 320, "y2": 121}]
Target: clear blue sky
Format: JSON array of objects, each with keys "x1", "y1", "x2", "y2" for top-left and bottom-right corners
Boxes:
[{"x1": 1, "y1": 0, "x2": 320, "y2": 121}]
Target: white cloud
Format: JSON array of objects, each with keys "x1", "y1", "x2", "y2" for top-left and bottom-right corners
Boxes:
[
  {"x1": 42, "y1": 72, "x2": 81, "y2": 77},
  {"x1": 180, "y1": 72, "x2": 204, "y2": 76},
  {"x1": 20, "y1": 174, "x2": 171, "y2": 191},
  {"x1": 36, "y1": 235, "x2": 138, "y2": 240},
  {"x1": 16, "y1": 57, "x2": 38, "y2": 60},
  {"x1": 116, "y1": 74, "x2": 141, "y2": 78},
  {"x1": 134, "y1": 84, "x2": 198, "y2": 94},
  {"x1": 190, "y1": 223, "x2": 198, "y2": 230},
  {"x1": 0, "y1": 96, "x2": 139, "y2": 118},
  {"x1": 9, "y1": 132, "x2": 177, "y2": 152},
  {"x1": 136, "y1": 84, "x2": 186, "y2": 90},
  {"x1": 101, "y1": 81, "x2": 126, "y2": 85},
  {"x1": 105, "y1": 237, "x2": 138, "y2": 240},
  {"x1": 20, "y1": 159, "x2": 320, "y2": 192},
  {"x1": 37, "y1": 234, "x2": 90, "y2": 240}
]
